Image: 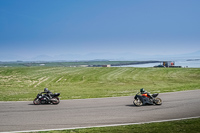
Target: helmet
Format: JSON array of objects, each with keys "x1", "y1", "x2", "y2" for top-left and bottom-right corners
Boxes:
[
  {"x1": 44, "y1": 88, "x2": 48, "y2": 92},
  {"x1": 140, "y1": 88, "x2": 145, "y2": 93}
]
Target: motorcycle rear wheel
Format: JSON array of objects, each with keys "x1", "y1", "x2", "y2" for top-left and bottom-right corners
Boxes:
[
  {"x1": 133, "y1": 98, "x2": 143, "y2": 106},
  {"x1": 33, "y1": 98, "x2": 41, "y2": 105},
  {"x1": 154, "y1": 97, "x2": 162, "y2": 105}
]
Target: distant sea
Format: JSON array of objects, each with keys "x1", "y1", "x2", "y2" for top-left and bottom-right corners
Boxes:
[
  {"x1": 114, "y1": 58, "x2": 200, "y2": 68},
  {"x1": 175, "y1": 59, "x2": 200, "y2": 68}
]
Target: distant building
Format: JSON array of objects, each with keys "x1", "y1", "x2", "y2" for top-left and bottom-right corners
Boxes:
[
  {"x1": 102, "y1": 65, "x2": 111, "y2": 67},
  {"x1": 163, "y1": 61, "x2": 175, "y2": 67},
  {"x1": 79, "y1": 65, "x2": 88, "y2": 67},
  {"x1": 154, "y1": 61, "x2": 181, "y2": 68}
]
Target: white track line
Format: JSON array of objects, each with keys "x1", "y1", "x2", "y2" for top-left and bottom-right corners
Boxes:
[{"x1": 2, "y1": 116, "x2": 200, "y2": 133}]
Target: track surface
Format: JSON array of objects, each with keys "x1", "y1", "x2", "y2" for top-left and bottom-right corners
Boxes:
[{"x1": 0, "y1": 90, "x2": 200, "y2": 132}]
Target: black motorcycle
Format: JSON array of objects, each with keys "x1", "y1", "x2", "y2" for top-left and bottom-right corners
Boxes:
[
  {"x1": 33, "y1": 93, "x2": 60, "y2": 105},
  {"x1": 133, "y1": 92, "x2": 162, "y2": 106}
]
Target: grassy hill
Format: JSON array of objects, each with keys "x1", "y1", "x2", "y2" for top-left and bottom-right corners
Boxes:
[{"x1": 0, "y1": 67, "x2": 200, "y2": 101}]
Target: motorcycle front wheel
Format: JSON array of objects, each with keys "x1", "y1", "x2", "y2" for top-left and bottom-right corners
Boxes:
[
  {"x1": 33, "y1": 98, "x2": 41, "y2": 105},
  {"x1": 154, "y1": 97, "x2": 162, "y2": 105},
  {"x1": 51, "y1": 97, "x2": 60, "y2": 105},
  {"x1": 133, "y1": 98, "x2": 143, "y2": 106}
]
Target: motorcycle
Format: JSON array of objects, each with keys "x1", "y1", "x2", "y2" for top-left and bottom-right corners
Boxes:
[
  {"x1": 33, "y1": 93, "x2": 60, "y2": 105},
  {"x1": 133, "y1": 92, "x2": 162, "y2": 106}
]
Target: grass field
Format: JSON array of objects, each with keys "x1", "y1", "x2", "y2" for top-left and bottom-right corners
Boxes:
[
  {"x1": 0, "y1": 67, "x2": 200, "y2": 101},
  {"x1": 37, "y1": 118, "x2": 200, "y2": 133}
]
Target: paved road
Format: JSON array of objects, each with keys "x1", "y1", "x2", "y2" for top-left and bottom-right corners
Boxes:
[{"x1": 0, "y1": 90, "x2": 200, "y2": 132}]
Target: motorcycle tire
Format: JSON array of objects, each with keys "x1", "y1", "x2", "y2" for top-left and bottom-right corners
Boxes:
[
  {"x1": 33, "y1": 98, "x2": 41, "y2": 105},
  {"x1": 51, "y1": 97, "x2": 60, "y2": 105},
  {"x1": 133, "y1": 98, "x2": 143, "y2": 106},
  {"x1": 154, "y1": 97, "x2": 162, "y2": 105}
]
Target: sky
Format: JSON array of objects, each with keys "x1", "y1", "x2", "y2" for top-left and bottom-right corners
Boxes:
[{"x1": 0, "y1": 0, "x2": 200, "y2": 60}]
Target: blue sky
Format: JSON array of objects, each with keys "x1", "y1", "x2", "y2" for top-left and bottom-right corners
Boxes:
[{"x1": 0, "y1": 0, "x2": 200, "y2": 60}]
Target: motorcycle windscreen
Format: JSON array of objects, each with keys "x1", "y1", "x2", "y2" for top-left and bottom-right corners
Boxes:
[
  {"x1": 152, "y1": 93, "x2": 158, "y2": 98},
  {"x1": 53, "y1": 93, "x2": 60, "y2": 97}
]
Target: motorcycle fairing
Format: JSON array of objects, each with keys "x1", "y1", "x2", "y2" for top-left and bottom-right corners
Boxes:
[{"x1": 135, "y1": 95, "x2": 153, "y2": 105}]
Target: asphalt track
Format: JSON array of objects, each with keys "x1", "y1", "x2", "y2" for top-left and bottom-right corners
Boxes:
[{"x1": 0, "y1": 90, "x2": 200, "y2": 132}]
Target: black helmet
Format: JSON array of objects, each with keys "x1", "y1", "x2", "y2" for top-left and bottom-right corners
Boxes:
[
  {"x1": 140, "y1": 88, "x2": 145, "y2": 93},
  {"x1": 44, "y1": 88, "x2": 48, "y2": 92}
]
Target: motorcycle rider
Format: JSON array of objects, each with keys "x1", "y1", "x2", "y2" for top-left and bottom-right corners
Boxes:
[
  {"x1": 140, "y1": 88, "x2": 153, "y2": 99},
  {"x1": 40, "y1": 88, "x2": 53, "y2": 100}
]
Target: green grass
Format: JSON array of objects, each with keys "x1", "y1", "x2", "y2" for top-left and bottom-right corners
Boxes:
[
  {"x1": 36, "y1": 118, "x2": 200, "y2": 133},
  {"x1": 0, "y1": 67, "x2": 200, "y2": 101}
]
